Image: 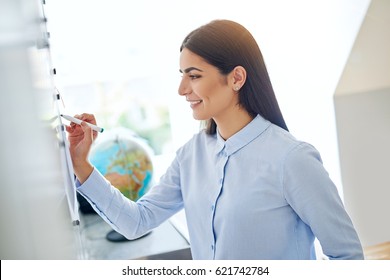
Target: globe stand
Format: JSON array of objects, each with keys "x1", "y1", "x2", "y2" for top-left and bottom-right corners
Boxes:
[{"x1": 106, "y1": 229, "x2": 151, "y2": 242}]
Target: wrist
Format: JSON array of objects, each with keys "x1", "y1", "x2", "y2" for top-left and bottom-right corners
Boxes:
[{"x1": 73, "y1": 161, "x2": 94, "y2": 184}]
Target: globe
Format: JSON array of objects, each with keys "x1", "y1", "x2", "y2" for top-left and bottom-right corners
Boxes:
[{"x1": 89, "y1": 128, "x2": 154, "y2": 202}]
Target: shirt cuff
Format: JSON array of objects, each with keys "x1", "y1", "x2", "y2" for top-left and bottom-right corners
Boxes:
[{"x1": 75, "y1": 167, "x2": 101, "y2": 189}]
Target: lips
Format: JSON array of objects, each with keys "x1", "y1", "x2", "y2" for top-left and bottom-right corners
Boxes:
[
  {"x1": 188, "y1": 100, "x2": 202, "y2": 105},
  {"x1": 186, "y1": 99, "x2": 203, "y2": 108}
]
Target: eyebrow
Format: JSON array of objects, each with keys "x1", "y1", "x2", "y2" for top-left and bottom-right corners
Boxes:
[{"x1": 179, "y1": 67, "x2": 203, "y2": 73}]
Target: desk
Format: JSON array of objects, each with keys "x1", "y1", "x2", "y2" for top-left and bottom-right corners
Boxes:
[
  {"x1": 79, "y1": 213, "x2": 191, "y2": 260},
  {"x1": 364, "y1": 241, "x2": 390, "y2": 260}
]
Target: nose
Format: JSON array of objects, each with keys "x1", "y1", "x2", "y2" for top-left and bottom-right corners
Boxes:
[{"x1": 178, "y1": 77, "x2": 191, "y2": 96}]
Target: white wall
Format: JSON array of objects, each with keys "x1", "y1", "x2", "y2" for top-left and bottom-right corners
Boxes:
[
  {"x1": 335, "y1": 89, "x2": 390, "y2": 247},
  {"x1": 334, "y1": 0, "x2": 390, "y2": 247}
]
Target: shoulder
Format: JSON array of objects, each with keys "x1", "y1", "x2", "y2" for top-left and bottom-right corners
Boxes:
[
  {"x1": 255, "y1": 124, "x2": 323, "y2": 174},
  {"x1": 273, "y1": 128, "x2": 326, "y2": 186},
  {"x1": 263, "y1": 124, "x2": 318, "y2": 157}
]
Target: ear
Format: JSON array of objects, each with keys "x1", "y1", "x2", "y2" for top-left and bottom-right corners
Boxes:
[{"x1": 230, "y1": 66, "x2": 247, "y2": 92}]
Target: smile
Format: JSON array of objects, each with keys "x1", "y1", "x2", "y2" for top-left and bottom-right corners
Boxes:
[
  {"x1": 187, "y1": 99, "x2": 203, "y2": 108},
  {"x1": 188, "y1": 100, "x2": 202, "y2": 105}
]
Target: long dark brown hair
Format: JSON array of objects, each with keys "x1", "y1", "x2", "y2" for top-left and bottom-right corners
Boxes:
[{"x1": 180, "y1": 19, "x2": 288, "y2": 133}]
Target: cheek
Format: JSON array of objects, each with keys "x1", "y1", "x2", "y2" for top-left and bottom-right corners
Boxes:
[{"x1": 197, "y1": 80, "x2": 226, "y2": 100}]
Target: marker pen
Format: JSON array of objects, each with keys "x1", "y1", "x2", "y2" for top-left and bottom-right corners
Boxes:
[{"x1": 60, "y1": 114, "x2": 104, "y2": 133}]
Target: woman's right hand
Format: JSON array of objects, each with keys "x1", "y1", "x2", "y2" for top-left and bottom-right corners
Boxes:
[{"x1": 65, "y1": 113, "x2": 98, "y2": 183}]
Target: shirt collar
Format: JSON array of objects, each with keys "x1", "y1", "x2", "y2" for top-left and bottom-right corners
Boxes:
[{"x1": 214, "y1": 114, "x2": 271, "y2": 156}]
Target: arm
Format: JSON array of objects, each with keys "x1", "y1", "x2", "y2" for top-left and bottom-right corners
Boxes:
[
  {"x1": 77, "y1": 153, "x2": 184, "y2": 240},
  {"x1": 282, "y1": 143, "x2": 364, "y2": 260},
  {"x1": 66, "y1": 113, "x2": 184, "y2": 239}
]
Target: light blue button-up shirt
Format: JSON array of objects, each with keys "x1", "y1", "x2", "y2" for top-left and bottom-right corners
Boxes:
[{"x1": 78, "y1": 115, "x2": 363, "y2": 260}]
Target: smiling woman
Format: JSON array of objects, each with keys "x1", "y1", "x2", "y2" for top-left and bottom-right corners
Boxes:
[
  {"x1": 68, "y1": 19, "x2": 364, "y2": 260},
  {"x1": 42, "y1": 0, "x2": 371, "y2": 260},
  {"x1": 178, "y1": 19, "x2": 287, "y2": 139}
]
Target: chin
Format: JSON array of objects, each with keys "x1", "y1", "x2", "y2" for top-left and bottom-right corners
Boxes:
[{"x1": 192, "y1": 113, "x2": 208, "y2": 121}]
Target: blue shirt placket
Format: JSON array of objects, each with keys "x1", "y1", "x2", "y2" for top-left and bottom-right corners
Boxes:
[{"x1": 210, "y1": 145, "x2": 229, "y2": 259}]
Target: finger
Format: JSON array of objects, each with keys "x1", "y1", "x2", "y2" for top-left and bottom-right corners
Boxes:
[
  {"x1": 80, "y1": 121, "x2": 94, "y2": 145},
  {"x1": 80, "y1": 113, "x2": 97, "y2": 125},
  {"x1": 70, "y1": 114, "x2": 82, "y2": 126},
  {"x1": 65, "y1": 125, "x2": 73, "y2": 133},
  {"x1": 92, "y1": 130, "x2": 98, "y2": 141}
]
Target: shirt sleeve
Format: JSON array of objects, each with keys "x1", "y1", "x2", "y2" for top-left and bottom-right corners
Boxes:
[
  {"x1": 282, "y1": 142, "x2": 364, "y2": 260},
  {"x1": 77, "y1": 155, "x2": 184, "y2": 240}
]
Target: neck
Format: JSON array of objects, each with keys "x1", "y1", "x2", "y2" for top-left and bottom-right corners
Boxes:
[{"x1": 214, "y1": 109, "x2": 254, "y2": 140}]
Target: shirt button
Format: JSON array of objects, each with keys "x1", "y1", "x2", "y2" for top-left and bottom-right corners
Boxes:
[
  {"x1": 211, "y1": 245, "x2": 214, "y2": 250},
  {"x1": 211, "y1": 205, "x2": 214, "y2": 211},
  {"x1": 219, "y1": 179, "x2": 223, "y2": 184}
]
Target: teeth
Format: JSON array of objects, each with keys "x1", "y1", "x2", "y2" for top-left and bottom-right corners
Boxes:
[{"x1": 189, "y1": 100, "x2": 202, "y2": 105}]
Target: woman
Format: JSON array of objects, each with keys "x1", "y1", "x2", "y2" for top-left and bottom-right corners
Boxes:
[{"x1": 67, "y1": 19, "x2": 363, "y2": 259}]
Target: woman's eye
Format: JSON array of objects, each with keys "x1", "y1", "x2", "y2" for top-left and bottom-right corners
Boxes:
[{"x1": 189, "y1": 74, "x2": 200, "y2": 80}]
